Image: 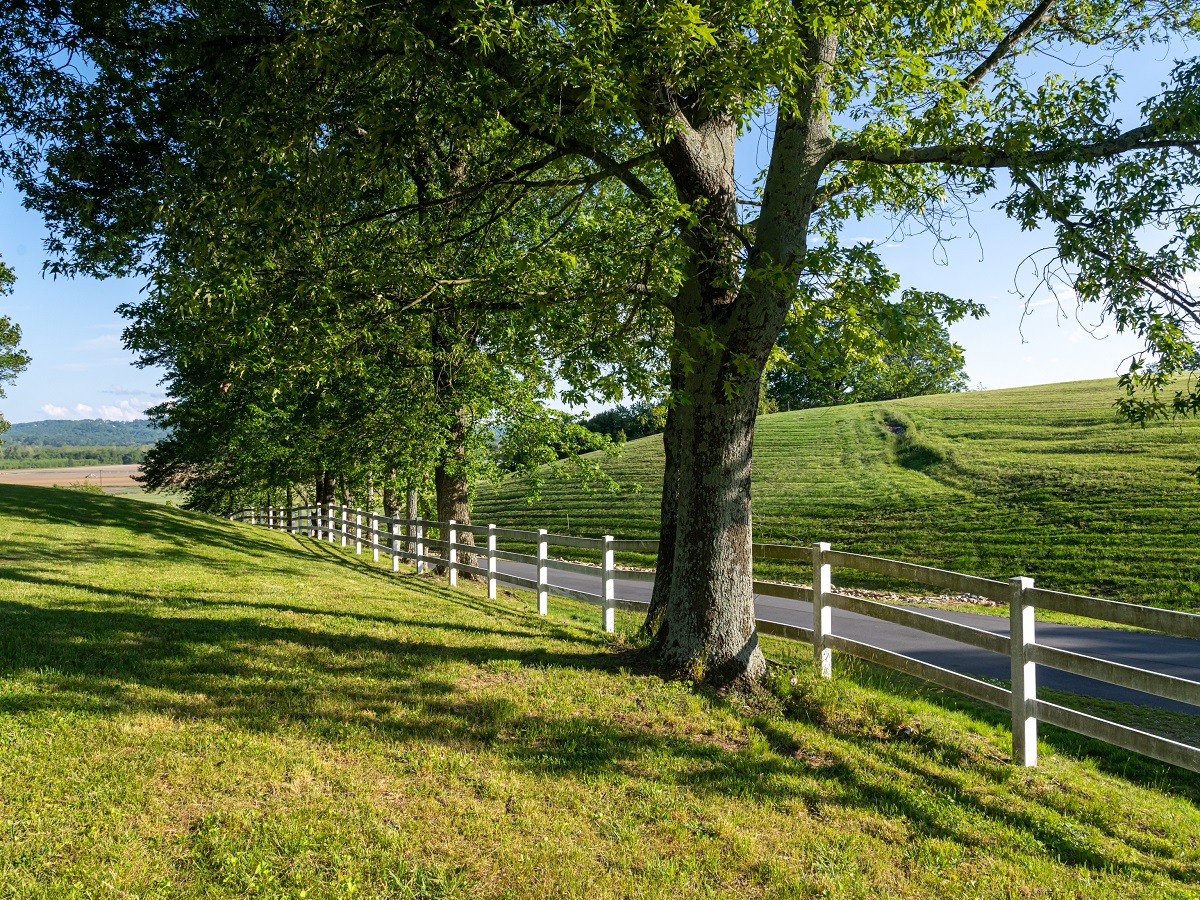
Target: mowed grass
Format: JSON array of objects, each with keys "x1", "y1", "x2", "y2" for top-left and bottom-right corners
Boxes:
[
  {"x1": 1, "y1": 484, "x2": 1200, "y2": 897},
  {"x1": 474, "y1": 379, "x2": 1200, "y2": 611}
]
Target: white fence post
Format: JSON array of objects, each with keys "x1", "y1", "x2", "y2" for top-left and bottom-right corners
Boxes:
[
  {"x1": 392, "y1": 517, "x2": 401, "y2": 572},
  {"x1": 415, "y1": 517, "x2": 425, "y2": 575},
  {"x1": 355, "y1": 509, "x2": 362, "y2": 555},
  {"x1": 371, "y1": 513, "x2": 379, "y2": 562},
  {"x1": 448, "y1": 520, "x2": 458, "y2": 587},
  {"x1": 1010, "y1": 575, "x2": 1038, "y2": 767},
  {"x1": 328, "y1": 503, "x2": 336, "y2": 544},
  {"x1": 537, "y1": 528, "x2": 549, "y2": 616},
  {"x1": 812, "y1": 542, "x2": 832, "y2": 678},
  {"x1": 340, "y1": 506, "x2": 348, "y2": 548},
  {"x1": 267, "y1": 506, "x2": 273, "y2": 530},
  {"x1": 602, "y1": 535, "x2": 616, "y2": 633},
  {"x1": 487, "y1": 524, "x2": 497, "y2": 600}
]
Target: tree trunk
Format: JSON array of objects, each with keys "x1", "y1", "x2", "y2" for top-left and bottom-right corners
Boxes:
[
  {"x1": 435, "y1": 459, "x2": 477, "y2": 574},
  {"x1": 655, "y1": 340, "x2": 769, "y2": 685},
  {"x1": 318, "y1": 470, "x2": 335, "y2": 505},
  {"x1": 641, "y1": 35, "x2": 835, "y2": 685},
  {"x1": 406, "y1": 487, "x2": 418, "y2": 540}
]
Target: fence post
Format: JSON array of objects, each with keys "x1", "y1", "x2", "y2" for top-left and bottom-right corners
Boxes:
[
  {"x1": 355, "y1": 508, "x2": 362, "y2": 555},
  {"x1": 371, "y1": 512, "x2": 379, "y2": 562},
  {"x1": 415, "y1": 517, "x2": 425, "y2": 575},
  {"x1": 1010, "y1": 575, "x2": 1038, "y2": 767},
  {"x1": 448, "y1": 520, "x2": 458, "y2": 587},
  {"x1": 341, "y1": 506, "x2": 348, "y2": 548},
  {"x1": 328, "y1": 503, "x2": 336, "y2": 544},
  {"x1": 602, "y1": 534, "x2": 616, "y2": 634},
  {"x1": 812, "y1": 542, "x2": 832, "y2": 678},
  {"x1": 487, "y1": 524, "x2": 497, "y2": 600},
  {"x1": 536, "y1": 529, "x2": 549, "y2": 616},
  {"x1": 267, "y1": 505, "x2": 273, "y2": 530},
  {"x1": 392, "y1": 517, "x2": 401, "y2": 572}
]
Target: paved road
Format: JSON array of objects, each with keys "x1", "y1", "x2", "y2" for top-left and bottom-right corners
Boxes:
[{"x1": 496, "y1": 560, "x2": 1200, "y2": 716}]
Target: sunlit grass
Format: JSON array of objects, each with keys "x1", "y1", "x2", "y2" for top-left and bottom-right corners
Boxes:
[{"x1": 0, "y1": 483, "x2": 1198, "y2": 898}]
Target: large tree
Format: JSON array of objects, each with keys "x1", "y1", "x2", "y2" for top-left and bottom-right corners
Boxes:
[{"x1": 4, "y1": 0, "x2": 1200, "y2": 684}]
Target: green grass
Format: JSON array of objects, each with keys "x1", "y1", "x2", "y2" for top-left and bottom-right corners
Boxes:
[
  {"x1": 474, "y1": 379, "x2": 1200, "y2": 612},
  {"x1": 1, "y1": 483, "x2": 1200, "y2": 897}
]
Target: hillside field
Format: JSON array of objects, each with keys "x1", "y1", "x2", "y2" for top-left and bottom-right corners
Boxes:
[
  {"x1": 473, "y1": 379, "x2": 1200, "y2": 612},
  {"x1": 0, "y1": 484, "x2": 1198, "y2": 897}
]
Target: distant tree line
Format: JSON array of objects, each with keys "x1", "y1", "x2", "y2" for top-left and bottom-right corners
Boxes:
[
  {"x1": 0, "y1": 444, "x2": 148, "y2": 467},
  {"x1": 3, "y1": 418, "x2": 164, "y2": 447}
]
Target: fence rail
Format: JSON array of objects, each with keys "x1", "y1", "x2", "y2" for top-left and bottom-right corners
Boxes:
[{"x1": 232, "y1": 504, "x2": 1200, "y2": 774}]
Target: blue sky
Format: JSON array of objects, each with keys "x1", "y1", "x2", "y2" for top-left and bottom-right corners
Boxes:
[{"x1": 0, "y1": 42, "x2": 1180, "y2": 423}]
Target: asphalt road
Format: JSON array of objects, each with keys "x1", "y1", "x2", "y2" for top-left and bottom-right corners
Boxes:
[{"x1": 496, "y1": 559, "x2": 1200, "y2": 716}]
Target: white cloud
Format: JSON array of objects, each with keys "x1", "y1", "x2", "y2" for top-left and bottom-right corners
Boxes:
[{"x1": 37, "y1": 398, "x2": 154, "y2": 421}]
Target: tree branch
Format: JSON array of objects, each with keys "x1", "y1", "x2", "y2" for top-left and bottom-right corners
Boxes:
[
  {"x1": 962, "y1": 0, "x2": 1057, "y2": 90},
  {"x1": 832, "y1": 124, "x2": 1196, "y2": 168}
]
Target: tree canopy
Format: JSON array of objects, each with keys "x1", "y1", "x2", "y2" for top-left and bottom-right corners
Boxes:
[{"x1": 2, "y1": 0, "x2": 1199, "y2": 683}]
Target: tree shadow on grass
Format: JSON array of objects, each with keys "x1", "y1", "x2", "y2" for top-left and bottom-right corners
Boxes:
[
  {"x1": 0, "y1": 595, "x2": 1196, "y2": 887},
  {"x1": 841, "y1": 661, "x2": 1200, "y2": 803}
]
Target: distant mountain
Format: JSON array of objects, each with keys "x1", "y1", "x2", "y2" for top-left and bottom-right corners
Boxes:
[{"x1": 3, "y1": 418, "x2": 165, "y2": 447}]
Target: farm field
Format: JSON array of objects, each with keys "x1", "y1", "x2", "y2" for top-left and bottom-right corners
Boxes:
[
  {"x1": 0, "y1": 463, "x2": 142, "y2": 492},
  {"x1": 0, "y1": 483, "x2": 1198, "y2": 897},
  {"x1": 473, "y1": 379, "x2": 1200, "y2": 613}
]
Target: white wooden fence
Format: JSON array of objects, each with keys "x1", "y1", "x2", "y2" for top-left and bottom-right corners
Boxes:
[{"x1": 233, "y1": 504, "x2": 1200, "y2": 775}]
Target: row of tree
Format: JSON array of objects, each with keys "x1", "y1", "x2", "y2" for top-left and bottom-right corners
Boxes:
[{"x1": 1, "y1": 0, "x2": 1198, "y2": 684}]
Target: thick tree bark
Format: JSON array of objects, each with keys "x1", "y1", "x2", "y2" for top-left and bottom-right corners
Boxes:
[
  {"x1": 641, "y1": 35, "x2": 837, "y2": 686},
  {"x1": 656, "y1": 335, "x2": 772, "y2": 684},
  {"x1": 434, "y1": 460, "x2": 475, "y2": 573}
]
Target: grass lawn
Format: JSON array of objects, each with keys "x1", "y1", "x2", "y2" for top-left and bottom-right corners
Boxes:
[
  {"x1": 0, "y1": 484, "x2": 1198, "y2": 897},
  {"x1": 473, "y1": 378, "x2": 1200, "y2": 613}
]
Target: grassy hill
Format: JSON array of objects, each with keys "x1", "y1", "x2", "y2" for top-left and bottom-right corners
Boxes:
[
  {"x1": 1, "y1": 484, "x2": 1199, "y2": 896},
  {"x1": 474, "y1": 379, "x2": 1200, "y2": 612}
]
